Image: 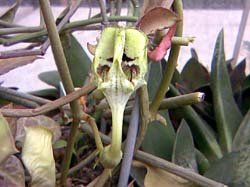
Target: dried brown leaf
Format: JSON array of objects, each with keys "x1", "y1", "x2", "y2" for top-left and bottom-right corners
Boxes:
[
  {"x1": 133, "y1": 160, "x2": 194, "y2": 187},
  {"x1": 21, "y1": 126, "x2": 56, "y2": 187},
  {"x1": 87, "y1": 42, "x2": 97, "y2": 55},
  {"x1": 0, "y1": 56, "x2": 40, "y2": 75},
  {"x1": 136, "y1": 7, "x2": 180, "y2": 35},
  {"x1": 15, "y1": 115, "x2": 61, "y2": 143},
  {"x1": 141, "y1": 0, "x2": 174, "y2": 15},
  {"x1": 0, "y1": 155, "x2": 25, "y2": 187},
  {"x1": 0, "y1": 0, "x2": 20, "y2": 23},
  {"x1": 0, "y1": 114, "x2": 18, "y2": 164}
]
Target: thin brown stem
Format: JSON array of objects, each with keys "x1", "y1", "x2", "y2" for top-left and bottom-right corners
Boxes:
[{"x1": 0, "y1": 84, "x2": 96, "y2": 117}]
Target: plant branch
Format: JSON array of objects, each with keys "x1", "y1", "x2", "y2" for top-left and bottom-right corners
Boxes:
[
  {"x1": 41, "y1": 0, "x2": 83, "y2": 53},
  {"x1": 102, "y1": 91, "x2": 205, "y2": 118},
  {"x1": 80, "y1": 119, "x2": 227, "y2": 187},
  {"x1": 0, "y1": 26, "x2": 43, "y2": 35},
  {"x1": 0, "y1": 16, "x2": 137, "y2": 48},
  {"x1": 56, "y1": 150, "x2": 97, "y2": 179},
  {"x1": 0, "y1": 83, "x2": 96, "y2": 117},
  {"x1": 135, "y1": 86, "x2": 150, "y2": 150},
  {"x1": 98, "y1": 0, "x2": 109, "y2": 24},
  {"x1": 39, "y1": 1, "x2": 89, "y2": 185},
  {"x1": 118, "y1": 94, "x2": 140, "y2": 187},
  {"x1": 116, "y1": 0, "x2": 122, "y2": 16},
  {"x1": 135, "y1": 151, "x2": 227, "y2": 187},
  {"x1": 0, "y1": 86, "x2": 50, "y2": 105},
  {"x1": 149, "y1": 0, "x2": 183, "y2": 115}
]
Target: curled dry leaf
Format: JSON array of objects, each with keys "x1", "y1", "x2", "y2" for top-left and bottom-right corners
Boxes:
[
  {"x1": 15, "y1": 115, "x2": 61, "y2": 143},
  {"x1": 0, "y1": 0, "x2": 20, "y2": 23},
  {"x1": 0, "y1": 155, "x2": 25, "y2": 187},
  {"x1": 140, "y1": 0, "x2": 174, "y2": 15},
  {"x1": 0, "y1": 114, "x2": 18, "y2": 164},
  {"x1": 148, "y1": 25, "x2": 176, "y2": 62},
  {"x1": 136, "y1": 7, "x2": 180, "y2": 35},
  {"x1": 132, "y1": 160, "x2": 194, "y2": 187},
  {"x1": 0, "y1": 56, "x2": 40, "y2": 75},
  {"x1": 21, "y1": 126, "x2": 56, "y2": 187},
  {"x1": 87, "y1": 42, "x2": 97, "y2": 55}
]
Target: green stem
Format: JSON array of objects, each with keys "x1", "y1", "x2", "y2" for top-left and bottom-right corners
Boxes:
[
  {"x1": 39, "y1": 1, "x2": 83, "y2": 186},
  {"x1": 1, "y1": 16, "x2": 137, "y2": 46},
  {"x1": 98, "y1": 0, "x2": 109, "y2": 24},
  {"x1": 0, "y1": 26, "x2": 43, "y2": 35},
  {"x1": 116, "y1": 0, "x2": 122, "y2": 16},
  {"x1": 149, "y1": 0, "x2": 183, "y2": 115},
  {"x1": 110, "y1": 104, "x2": 125, "y2": 154},
  {"x1": 135, "y1": 86, "x2": 150, "y2": 150}
]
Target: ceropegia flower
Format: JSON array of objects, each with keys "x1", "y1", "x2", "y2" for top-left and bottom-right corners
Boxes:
[{"x1": 92, "y1": 27, "x2": 148, "y2": 168}]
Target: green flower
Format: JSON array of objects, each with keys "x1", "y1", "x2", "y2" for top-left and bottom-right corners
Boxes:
[{"x1": 92, "y1": 27, "x2": 148, "y2": 168}]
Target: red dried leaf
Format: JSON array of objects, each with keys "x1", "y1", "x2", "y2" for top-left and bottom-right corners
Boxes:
[{"x1": 148, "y1": 25, "x2": 176, "y2": 62}]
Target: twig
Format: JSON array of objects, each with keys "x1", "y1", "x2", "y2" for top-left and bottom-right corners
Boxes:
[
  {"x1": 149, "y1": 0, "x2": 183, "y2": 115},
  {"x1": 135, "y1": 151, "x2": 227, "y2": 187},
  {"x1": 39, "y1": 2, "x2": 88, "y2": 186},
  {"x1": 116, "y1": 0, "x2": 122, "y2": 16},
  {"x1": 231, "y1": 0, "x2": 250, "y2": 67},
  {"x1": 80, "y1": 120, "x2": 227, "y2": 187},
  {"x1": 41, "y1": 0, "x2": 83, "y2": 53},
  {"x1": 101, "y1": 91, "x2": 205, "y2": 118},
  {"x1": 118, "y1": 94, "x2": 140, "y2": 187},
  {"x1": 0, "y1": 92, "x2": 39, "y2": 108},
  {"x1": 130, "y1": 0, "x2": 140, "y2": 17},
  {"x1": 0, "y1": 26, "x2": 43, "y2": 35},
  {"x1": 92, "y1": 169, "x2": 111, "y2": 187},
  {"x1": 0, "y1": 16, "x2": 137, "y2": 48},
  {"x1": 0, "y1": 20, "x2": 22, "y2": 27},
  {"x1": 0, "y1": 83, "x2": 96, "y2": 117},
  {"x1": 0, "y1": 86, "x2": 50, "y2": 105},
  {"x1": 98, "y1": 0, "x2": 109, "y2": 25},
  {"x1": 135, "y1": 86, "x2": 150, "y2": 150}
]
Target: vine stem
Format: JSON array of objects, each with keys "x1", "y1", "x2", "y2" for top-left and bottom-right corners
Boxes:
[
  {"x1": 38, "y1": 0, "x2": 84, "y2": 186},
  {"x1": 149, "y1": 0, "x2": 183, "y2": 115}
]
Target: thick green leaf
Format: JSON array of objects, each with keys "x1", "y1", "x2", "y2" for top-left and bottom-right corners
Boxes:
[
  {"x1": 147, "y1": 62, "x2": 163, "y2": 100},
  {"x1": 242, "y1": 89, "x2": 250, "y2": 116},
  {"x1": 195, "y1": 149, "x2": 210, "y2": 175},
  {"x1": 243, "y1": 74, "x2": 250, "y2": 91},
  {"x1": 172, "y1": 120, "x2": 198, "y2": 172},
  {"x1": 141, "y1": 121, "x2": 175, "y2": 160},
  {"x1": 143, "y1": 61, "x2": 175, "y2": 160},
  {"x1": 0, "y1": 156, "x2": 25, "y2": 187},
  {"x1": 22, "y1": 126, "x2": 56, "y2": 187},
  {"x1": 205, "y1": 148, "x2": 250, "y2": 187},
  {"x1": 0, "y1": 114, "x2": 18, "y2": 164},
  {"x1": 130, "y1": 165, "x2": 147, "y2": 187},
  {"x1": 53, "y1": 139, "x2": 67, "y2": 149},
  {"x1": 38, "y1": 71, "x2": 61, "y2": 89},
  {"x1": 230, "y1": 59, "x2": 246, "y2": 93},
  {"x1": 232, "y1": 108, "x2": 250, "y2": 151},
  {"x1": 29, "y1": 88, "x2": 59, "y2": 100},
  {"x1": 60, "y1": 33, "x2": 91, "y2": 87},
  {"x1": 181, "y1": 58, "x2": 210, "y2": 91},
  {"x1": 210, "y1": 30, "x2": 243, "y2": 152},
  {"x1": 0, "y1": 1, "x2": 20, "y2": 22},
  {"x1": 169, "y1": 85, "x2": 223, "y2": 161}
]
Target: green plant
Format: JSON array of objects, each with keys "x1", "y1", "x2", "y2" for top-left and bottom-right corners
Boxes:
[{"x1": 1, "y1": 0, "x2": 249, "y2": 187}]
